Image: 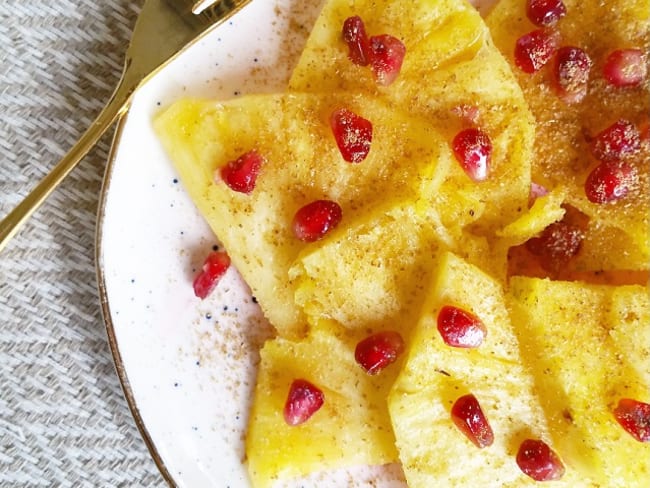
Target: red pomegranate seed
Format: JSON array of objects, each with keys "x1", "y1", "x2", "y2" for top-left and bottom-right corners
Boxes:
[
  {"x1": 451, "y1": 128, "x2": 492, "y2": 182},
  {"x1": 613, "y1": 398, "x2": 650, "y2": 442},
  {"x1": 451, "y1": 394, "x2": 494, "y2": 448},
  {"x1": 525, "y1": 220, "x2": 584, "y2": 268},
  {"x1": 516, "y1": 439, "x2": 565, "y2": 481},
  {"x1": 354, "y1": 331, "x2": 405, "y2": 375},
  {"x1": 526, "y1": 0, "x2": 567, "y2": 26},
  {"x1": 342, "y1": 16, "x2": 370, "y2": 66},
  {"x1": 584, "y1": 161, "x2": 637, "y2": 204},
  {"x1": 219, "y1": 150, "x2": 264, "y2": 194},
  {"x1": 553, "y1": 46, "x2": 592, "y2": 103},
  {"x1": 368, "y1": 34, "x2": 406, "y2": 86},
  {"x1": 283, "y1": 379, "x2": 325, "y2": 426},
  {"x1": 591, "y1": 119, "x2": 641, "y2": 162},
  {"x1": 292, "y1": 200, "x2": 343, "y2": 242},
  {"x1": 514, "y1": 29, "x2": 559, "y2": 73},
  {"x1": 330, "y1": 108, "x2": 373, "y2": 163},
  {"x1": 192, "y1": 251, "x2": 231, "y2": 299},
  {"x1": 437, "y1": 305, "x2": 487, "y2": 348},
  {"x1": 603, "y1": 49, "x2": 648, "y2": 88}
]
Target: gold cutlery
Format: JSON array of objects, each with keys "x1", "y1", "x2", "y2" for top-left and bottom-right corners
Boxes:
[{"x1": 0, "y1": 0, "x2": 250, "y2": 253}]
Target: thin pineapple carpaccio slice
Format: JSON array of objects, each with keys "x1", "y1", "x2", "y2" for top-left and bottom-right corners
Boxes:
[
  {"x1": 607, "y1": 286, "x2": 650, "y2": 387},
  {"x1": 289, "y1": 200, "x2": 492, "y2": 335},
  {"x1": 486, "y1": 0, "x2": 650, "y2": 271},
  {"x1": 490, "y1": 186, "x2": 568, "y2": 281},
  {"x1": 289, "y1": 0, "x2": 535, "y2": 237},
  {"x1": 388, "y1": 252, "x2": 595, "y2": 487},
  {"x1": 494, "y1": 189, "x2": 649, "y2": 285},
  {"x1": 507, "y1": 277, "x2": 650, "y2": 487},
  {"x1": 153, "y1": 93, "x2": 452, "y2": 338},
  {"x1": 245, "y1": 320, "x2": 402, "y2": 488}
]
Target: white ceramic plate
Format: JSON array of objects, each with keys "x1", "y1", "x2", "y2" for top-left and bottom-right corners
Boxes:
[{"x1": 96, "y1": 1, "x2": 407, "y2": 486}]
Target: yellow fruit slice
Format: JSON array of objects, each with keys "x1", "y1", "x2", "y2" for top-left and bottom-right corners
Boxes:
[
  {"x1": 507, "y1": 277, "x2": 650, "y2": 487},
  {"x1": 607, "y1": 286, "x2": 650, "y2": 386},
  {"x1": 290, "y1": 201, "x2": 491, "y2": 334},
  {"x1": 490, "y1": 186, "x2": 576, "y2": 281},
  {"x1": 486, "y1": 0, "x2": 650, "y2": 271},
  {"x1": 245, "y1": 320, "x2": 400, "y2": 488},
  {"x1": 289, "y1": 0, "x2": 535, "y2": 236},
  {"x1": 154, "y1": 94, "x2": 451, "y2": 337},
  {"x1": 496, "y1": 186, "x2": 568, "y2": 244},
  {"x1": 388, "y1": 252, "x2": 593, "y2": 487}
]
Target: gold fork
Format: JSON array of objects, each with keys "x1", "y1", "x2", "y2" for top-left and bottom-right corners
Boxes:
[{"x1": 0, "y1": 0, "x2": 250, "y2": 253}]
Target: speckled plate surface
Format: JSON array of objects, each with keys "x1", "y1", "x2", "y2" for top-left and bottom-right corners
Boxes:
[{"x1": 96, "y1": 1, "x2": 407, "y2": 486}]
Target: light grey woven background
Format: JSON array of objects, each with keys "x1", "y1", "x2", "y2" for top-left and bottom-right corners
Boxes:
[{"x1": 1, "y1": 1, "x2": 165, "y2": 485}]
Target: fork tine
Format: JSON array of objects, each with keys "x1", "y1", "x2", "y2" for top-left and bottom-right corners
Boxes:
[{"x1": 167, "y1": 0, "x2": 242, "y2": 28}]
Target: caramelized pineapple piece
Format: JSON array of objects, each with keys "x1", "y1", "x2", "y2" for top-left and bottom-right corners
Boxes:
[
  {"x1": 607, "y1": 286, "x2": 650, "y2": 386},
  {"x1": 290, "y1": 201, "x2": 491, "y2": 334},
  {"x1": 246, "y1": 320, "x2": 399, "y2": 488},
  {"x1": 290, "y1": 0, "x2": 535, "y2": 236},
  {"x1": 496, "y1": 186, "x2": 568, "y2": 244},
  {"x1": 291, "y1": 203, "x2": 437, "y2": 333},
  {"x1": 491, "y1": 186, "x2": 568, "y2": 280},
  {"x1": 507, "y1": 277, "x2": 650, "y2": 487},
  {"x1": 487, "y1": 0, "x2": 650, "y2": 270},
  {"x1": 388, "y1": 252, "x2": 593, "y2": 487},
  {"x1": 154, "y1": 94, "x2": 451, "y2": 337}
]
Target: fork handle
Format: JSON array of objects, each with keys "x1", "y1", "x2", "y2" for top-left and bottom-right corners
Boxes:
[{"x1": 0, "y1": 87, "x2": 133, "y2": 253}]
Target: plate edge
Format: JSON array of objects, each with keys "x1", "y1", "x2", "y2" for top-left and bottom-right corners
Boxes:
[{"x1": 95, "y1": 108, "x2": 179, "y2": 488}]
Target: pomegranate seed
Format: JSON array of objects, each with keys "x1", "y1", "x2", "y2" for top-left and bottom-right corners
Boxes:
[
  {"x1": 525, "y1": 220, "x2": 584, "y2": 269},
  {"x1": 342, "y1": 16, "x2": 370, "y2": 66},
  {"x1": 192, "y1": 251, "x2": 231, "y2": 299},
  {"x1": 292, "y1": 200, "x2": 343, "y2": 242},
  {"x1": 368, "y1": 34, "x2": 406, "y2": 86},
  {"x1": 603, "y1": 49, "x2": 648, "y2": 88},
  {"x1": 553, "y1": 46, "x2": 592, "y2": 103},
  {"x1": 613, "y1": 398, "x2": 650, "y2": 442},
  {"x1": 584, "y1": 161, "x2": 637, "y2": 204},
  {"x1": 283, "y1": 379, "x2": 324, "y2": 426},
  {"x1": 437, "y1": 305, "x2": 487, "y2": 348},
  {"x1": 354, "y1": 331, "x2": 405, "y2": 375},
  {"x1": 451, "y1": 128, "x2": 492, "y2": 182},
  {"x1": 330, "y1": 108, "x2": 373, "y2": 163},
  {"x1": 516, "y1": 439, "x2": 565, "y2": 481},
  {"x1": 451, "y1": 394, "x2": 494, "y2": 448},
  {"x1": 591, "y1": 119, "x2": 641, "y2": 162},
  {"x1": 219, "y1": 150, "x2": 264, "y2": 194},
  {"x1": 526, "y1": 0, "x2": 567, "y2": 26},
  {"x1": 514, "y1": 29, "x2": 559, "y2": 73}
]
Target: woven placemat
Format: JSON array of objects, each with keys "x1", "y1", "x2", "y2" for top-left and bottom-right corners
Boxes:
[{"x1": 0, "y1": 1, "x2": 164, "y2": 485}]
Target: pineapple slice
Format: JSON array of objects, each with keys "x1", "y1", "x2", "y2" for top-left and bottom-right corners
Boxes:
[
  {"x1": 289, "y1": 0, "x2": 535, "y2": 236},
  {"x1": 388, "y1": 252, "x2": 593, "y2": 486},
  {"x1": 507, "y1": 277, "x2": 650, "y2": 487},
  {"x1": 607, "y1": 286, "x2": 650, "y2": 387},
  {"x1": 491, "y1": 186, "x2": 568, "y2": 281},
  {"x1": 496, "y1": 186, "x2": 568, "y2": 245},
  {"x1": 154, "y1": 94, "x2": 451, "y2": 337},
  {"x1": 290, "y1": 201, "x2": 491, "y2": 334},
  {"x1": 245, "y1": 320, "x2": 400, "y2": 488},
  {"x1": 486, "y1": 0, "x2": 650, "y2": 270}
]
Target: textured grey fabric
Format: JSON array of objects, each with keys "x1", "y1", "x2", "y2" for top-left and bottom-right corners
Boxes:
[{"x1": 0, "y1": 1, "x2": 164, "y2": 486}]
